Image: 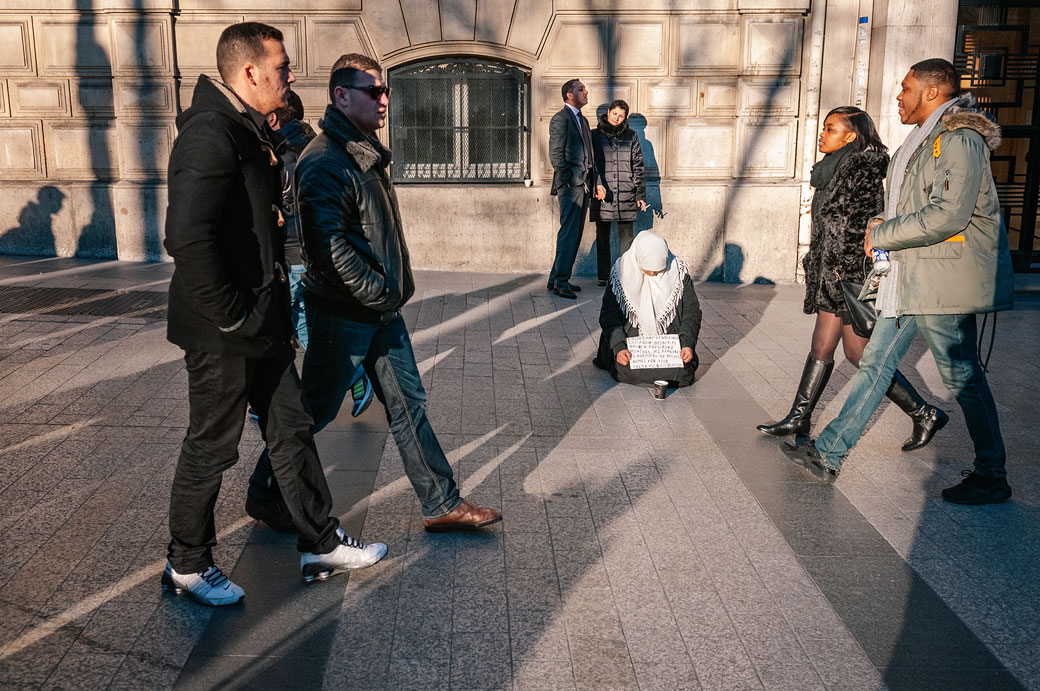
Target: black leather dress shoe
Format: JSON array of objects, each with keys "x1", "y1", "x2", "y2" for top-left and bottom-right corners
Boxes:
[
  {"x1": 564, "y1": 282, "x2": 581, "y2": 292},
  {"x1": 553, "y1": 285, "x2": 577, "y2": 299}
]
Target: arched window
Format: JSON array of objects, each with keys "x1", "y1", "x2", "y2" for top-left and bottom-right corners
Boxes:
[{"x1": 388, "y1": 59, "x2": 529, "y2": 183}]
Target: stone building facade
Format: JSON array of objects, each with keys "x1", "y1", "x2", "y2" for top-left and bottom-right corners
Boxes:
[{"x1": 0, "y1": 0, "x2": 957, "y2": 283}]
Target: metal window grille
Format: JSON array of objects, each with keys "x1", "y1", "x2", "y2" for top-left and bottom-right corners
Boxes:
[{"x1": 389, "y1": 59, "x2": 529, "y2": 182}]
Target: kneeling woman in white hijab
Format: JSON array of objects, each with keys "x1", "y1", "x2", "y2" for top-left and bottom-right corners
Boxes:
[{"x1": 593, "y1": 232, "x2": 701, "y2": 387}]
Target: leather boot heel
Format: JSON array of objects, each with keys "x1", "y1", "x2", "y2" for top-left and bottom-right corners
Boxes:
[
  {"x1": 756, "y1": 355, "x2": 833, "y2": 438},
  {"x1": 885, "y1": 370, "x2": 949, "y2": 451}
]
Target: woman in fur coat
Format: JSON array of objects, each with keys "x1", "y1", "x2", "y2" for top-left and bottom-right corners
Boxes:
[{"x1": 757, "y1": 107, "x2": 948, "y2": 451}]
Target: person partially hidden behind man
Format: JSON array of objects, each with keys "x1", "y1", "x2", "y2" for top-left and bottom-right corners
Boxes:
[
  {"x1": 784, "y1": 59, "x2": 1014, "y2": 506},
  {"x1": 594, "y1": 231, "x2": 701, "y2": 389},
  {"x1": 293, "y1": 53, "x2": 502, "y2": 532},
  {"x1": 162, "y1": 23, "x2": 387, "y2": 607}
]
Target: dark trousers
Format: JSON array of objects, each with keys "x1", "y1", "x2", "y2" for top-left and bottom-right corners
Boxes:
[
  {"x1": 549, "y1": 181, "x2": 590, "y2": 286},
  {"x1": 168, "y1": 349, "x2": 340, "y2": 573},
  {"x1": 595, "y1": 221, "x2": 634, "y2": 281}
]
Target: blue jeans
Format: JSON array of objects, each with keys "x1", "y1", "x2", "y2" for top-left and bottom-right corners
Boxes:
[
  {"x1": 288, "y1": 264, "x2": 308, "y2": 349},
  {"x1": 816, "y1": 314, "x2": 1006, "y2": 477},
  {"x1": 301, "y1": 303, "x2": 461, "y2": 518}
]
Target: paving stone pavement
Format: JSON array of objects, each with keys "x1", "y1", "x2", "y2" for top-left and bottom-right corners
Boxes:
[{"x1": 0, "y1": 256, "x2": 1038, "y2": 691}]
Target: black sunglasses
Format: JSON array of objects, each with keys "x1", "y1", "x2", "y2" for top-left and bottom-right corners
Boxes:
[{"x1": 343, "y1": 84, "x2": 391, "y2": 100}]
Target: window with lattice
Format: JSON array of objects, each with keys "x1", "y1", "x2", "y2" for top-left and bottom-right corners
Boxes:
[{"x1": 389, "y1": 59, "x2": 529, "y2": 183}]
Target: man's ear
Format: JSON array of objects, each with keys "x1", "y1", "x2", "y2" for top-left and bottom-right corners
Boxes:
[
  {"x1": 925, "y1": 83, "x2": 940, "y2": 103},
  {"x1": 242, "y1": 61, "x2": 259, "y2": 87}
]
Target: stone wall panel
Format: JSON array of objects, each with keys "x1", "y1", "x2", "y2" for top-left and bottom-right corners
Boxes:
[
  {"x1": 737, "y1": 77, "x2": 799, "y2": 117},
  {"x1": 475, "y1": 0, "x2": 512, "y2": 45},
  {"x1": 671, "y1": 120, "x2": 734, "y2": 179},
  {"x1": 401, "y1": 0, "x2": 442, "y2": 45},
  {"x1": 614, "y1": 19, "x2": 666, "y2": 75},
  {"x1": 308, "y1": 18, "x2": 371, "y2": 76},
  {"x1": 699, "y1": 80, "x2": 738, "y2": 116},
  {"x1": 111, "y1": 15, "x2": 172, "y2": 75},
  {"x1": 640, "y1": 79, "x2": 697, "y2": 116},
  {"x1": 0, "y1": 16, "x2": 35, "y2": 75},
  {"x1": 35, "y1": 17, "x2": 112, "y2": 76},
  {"x1": 543, "y1": 20, "x2": 606, "y2": 75},
  {"x1": 117, "y1": 120, "x2": 173, "y2": 180},
  {"x1": 507, "y1": 0, "x2": 551, "y2": 56},
  {"x1": 0, "y1": 120, "x2": 46, "y2": 178},
  {"x1": 735, "y1": 119, "x2": 796, "y2": 177},
  {"x1": 674, "y1": 18, "x2": 740, "y2": 75},
  {"x1": 44, "y1": 121, "x2": 118, "y2": 179},
  {"x1": 0, "y1": 80, "x2": 8, "y2": 117},
  {"x1": 9, "y1": 79, "x2": 71, "y2": 117},
  {"x1": 741, "y1": 16, "x2": 802, "y2": 76},
  {"x1": 115, "y1": 79, "x2": 174, "y2": 116},
  {"x1": 71, "y1": 80, "x2": 115, "y2": 117},
  {"x1": 441, "y1": 0, "x2": 476, "y2": 41}
]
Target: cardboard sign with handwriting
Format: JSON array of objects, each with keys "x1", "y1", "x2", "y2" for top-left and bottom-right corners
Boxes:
[{"x1": 627, "y1": 334, "x2": 683, "y2": 369}]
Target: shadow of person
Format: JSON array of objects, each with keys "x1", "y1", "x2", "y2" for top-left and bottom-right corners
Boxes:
[
  {"x1": 0, "y1": 186, "x2": 66, "y2": 256},
  {"x1": 626, "y1": 113, "x2": 663, "y2": 235}
]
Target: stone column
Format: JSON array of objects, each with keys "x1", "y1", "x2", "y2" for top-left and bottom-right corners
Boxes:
[{"x1": 866, "y1": 0, "x2": 959, "y2": 149}]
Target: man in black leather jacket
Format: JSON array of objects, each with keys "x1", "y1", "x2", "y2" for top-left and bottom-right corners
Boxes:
[
  {"x1": 295, "y1": 53, "x2": 501, "y2": 532},
  {"x1": 162, "y1": 24, "x2": 386, "y2": 606}
]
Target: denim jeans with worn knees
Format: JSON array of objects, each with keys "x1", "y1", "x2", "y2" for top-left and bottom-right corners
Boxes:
[
  {"x1": 815, "y1": 314, "x2": 1006, "y2": 477},
  {"x1": 301, "y1": 303, "x2": 461, "y2": 518},
  {"x1": 168, "y1": 350, "x2": 340, "y2": 573}
]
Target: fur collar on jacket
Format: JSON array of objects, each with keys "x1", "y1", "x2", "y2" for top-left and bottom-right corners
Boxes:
[
  {"x1": 318, "y1": 105, "x2": 392, "y2": 173},
  {"x1": 942, "y1": 93, "x2": 1001, "y2": 151},
  {"x1": 596, "y1": 114, "x2": 630, "y2": 138}
]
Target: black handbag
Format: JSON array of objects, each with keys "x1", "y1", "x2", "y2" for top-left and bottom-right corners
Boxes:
[
  {"x1": 839, "y1": 279, "x2": 877, "y2": 338},
  {"x1": 838, "y1": 258, "x2": 878, "y2": 338}
]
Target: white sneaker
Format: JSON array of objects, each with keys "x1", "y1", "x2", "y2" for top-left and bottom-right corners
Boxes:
[
  {"x1": 161, "y1": 562, "x2": 244, "y2": 606},
  {"x1": 300, "y1": 528, "x2": 387, "y2": 582}
]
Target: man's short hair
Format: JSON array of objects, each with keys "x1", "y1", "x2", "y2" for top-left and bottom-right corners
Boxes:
[
  {"x1": 910, "y1": 58, "x2": 961, "y2": 98},
  {"x1": 271, "y1": 90, "x2": 304, "y2": 127},
  {"x1": 561, "y1": 79, "x2": 580, "y2": 102},
  {"x1": 329, "y1": 53, "x2": 383, "y2": 101},
  {"x1": 216, "y1": 22, "x2": 284, "y2": 83}
]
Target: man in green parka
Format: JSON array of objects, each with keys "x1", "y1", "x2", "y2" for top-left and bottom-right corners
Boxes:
[{"x1": 785, "y1": 58, "x2": 1014, "y2": 505}]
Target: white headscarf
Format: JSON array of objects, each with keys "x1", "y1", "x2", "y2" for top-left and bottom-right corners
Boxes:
[{"x1": 609, "y1": 231, "x2": 689, "y2": 335}]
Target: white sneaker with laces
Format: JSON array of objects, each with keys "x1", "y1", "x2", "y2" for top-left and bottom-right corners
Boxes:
[
  {"x1": 161, "y1": 562, "x2": 244, "y2": 606},
  {"x1": 300, "y1": 528, "x2": 387, "y2": 582}
]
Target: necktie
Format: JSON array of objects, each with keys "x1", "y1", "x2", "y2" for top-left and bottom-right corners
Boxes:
[{"x1": 578, "y1": 114, "x2": 594, "y2": 168}]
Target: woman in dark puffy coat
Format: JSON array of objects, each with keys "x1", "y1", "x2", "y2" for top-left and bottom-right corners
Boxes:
[
  {"x1": 591, "y1": 99, "x2": 646, "y2": 286},
  {"x1": 757, "y1": 106, "x2": 948, "y2": 451}
]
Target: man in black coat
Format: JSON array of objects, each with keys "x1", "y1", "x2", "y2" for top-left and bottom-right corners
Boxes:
[
  {"x1": 293, "y1": 53, "x2": 501, "y2": 533},
  {"x1": 162, "y1": 23, "x2": 386, "y2": 607},
  {"x1": 547, "y1": 79, "x2": 605, "y2": 299}
]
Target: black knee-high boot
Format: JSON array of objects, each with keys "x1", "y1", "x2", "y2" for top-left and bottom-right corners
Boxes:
[
  {"x1": 757, "y1": 355, "x2": 833, "y2": 438},
  {"x1": 886, "y1": 370, "x2": 949, "y2": 451}
]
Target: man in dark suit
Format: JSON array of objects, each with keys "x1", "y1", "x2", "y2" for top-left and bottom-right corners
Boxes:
[{"x1": 548, "y1": 79, "x2": 605, "y2": 299}]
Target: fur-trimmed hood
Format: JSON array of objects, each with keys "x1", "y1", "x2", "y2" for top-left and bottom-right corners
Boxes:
[{"x1": 942, "y1": 93, "x2": 1001, "y2": 151}]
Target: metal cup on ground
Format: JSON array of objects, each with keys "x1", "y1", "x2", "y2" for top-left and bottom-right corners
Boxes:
[{"x1": 651, "y1": 380, "x2": 668, "y2": 399}]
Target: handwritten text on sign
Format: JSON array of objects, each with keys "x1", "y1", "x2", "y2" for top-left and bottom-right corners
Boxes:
[{"x1": 627, "y1": 334, "x2": 683, "y2": 369}]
